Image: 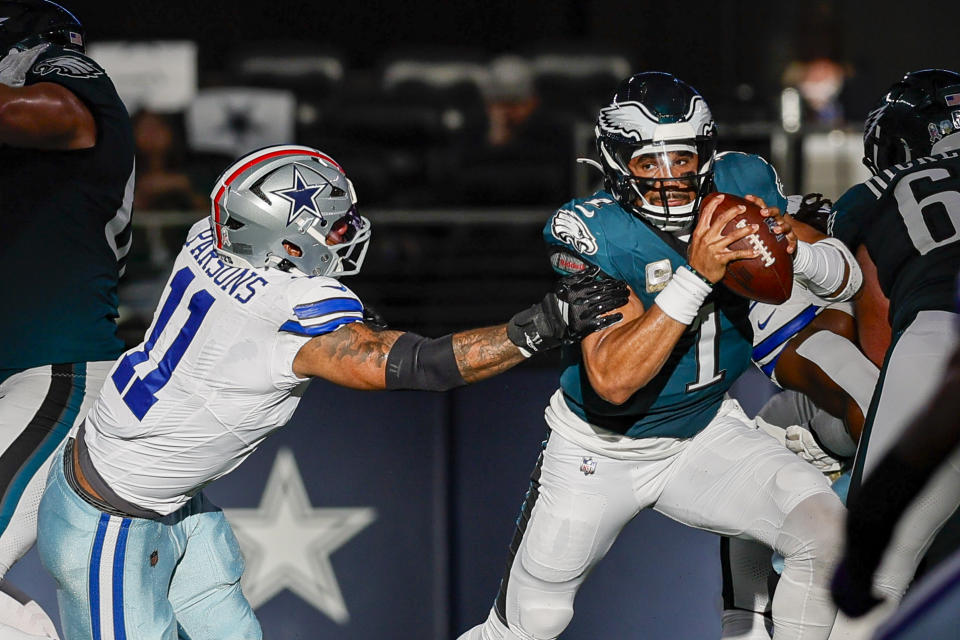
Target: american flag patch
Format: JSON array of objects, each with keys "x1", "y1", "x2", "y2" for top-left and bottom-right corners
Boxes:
[
  {"x1": 68, "y1": 31, "x2": 83, "y2": 46},
  {"x1": 945, "y1": 93, "x2": 960, "y2": 106}
]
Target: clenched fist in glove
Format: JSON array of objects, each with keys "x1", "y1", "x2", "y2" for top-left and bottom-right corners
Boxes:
[{"x1": 507, "y1": 273, "x2": 629, "y2": 357}]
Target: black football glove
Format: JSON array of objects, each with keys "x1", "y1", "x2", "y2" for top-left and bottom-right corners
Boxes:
[
  {"x1": 507, "y1": 274, "x2": 629, "y2": 356},
  {"x1": 790, "y1": 192, "x2": 833, "y2": 234},
  {"x1": 362, "y1": 305, "x2": 390, "y2": 331}
]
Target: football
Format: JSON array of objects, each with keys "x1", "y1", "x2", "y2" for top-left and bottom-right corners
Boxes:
[{"x1": 702, "y1": 192, "x2": 793, "y2": 304}]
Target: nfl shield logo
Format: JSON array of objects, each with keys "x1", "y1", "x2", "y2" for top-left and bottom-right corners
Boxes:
[{"x1": 580, "y1": 457, "x2": 597, "y2": 476}]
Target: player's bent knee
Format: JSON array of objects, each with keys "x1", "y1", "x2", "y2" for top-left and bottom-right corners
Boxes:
[
  {"x1": 777, "y1": 492, "x2": 844, "y2": 567},
  {"x1": 514, "y1": 587, "x2": 574, "y2": 640}
]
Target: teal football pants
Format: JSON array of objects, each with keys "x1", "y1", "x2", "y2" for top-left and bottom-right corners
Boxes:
[{"x1": 36, "y1": 444, "x2": 261, "y2": 640}]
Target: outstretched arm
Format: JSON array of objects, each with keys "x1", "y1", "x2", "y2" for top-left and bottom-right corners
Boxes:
[
  {"x1": 293, "y1": 274, "x2": 629, "y2": 391},
  {"x1": 291, "y1": 322, "x2": 527, "y2": 390}
]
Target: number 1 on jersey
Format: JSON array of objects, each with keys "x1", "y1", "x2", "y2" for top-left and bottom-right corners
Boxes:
[
  {"x1": 686, "y1": 304, "x2": 726, "y2": 392},
  {"x1": 111, "y1": 267, "x2": 215, "y2": 420}
]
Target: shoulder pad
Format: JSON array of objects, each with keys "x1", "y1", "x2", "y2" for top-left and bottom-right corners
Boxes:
[
  {"x1": 714, "y1": 152, "x2": 788, "y2": 212},
  {"x1": 543, "y1": 193, "x2": 618, "y2": 258},
  {"x1": 826, "y1": 182, "x2": 876, "y2": 245},
  {"x1": 281, "y1": 277, "x2": 363, "y2": 337}
]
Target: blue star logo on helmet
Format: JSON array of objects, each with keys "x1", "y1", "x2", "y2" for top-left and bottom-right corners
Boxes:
[{"x1": 272, "y1": 166, "x2": 327, "y2": 227}]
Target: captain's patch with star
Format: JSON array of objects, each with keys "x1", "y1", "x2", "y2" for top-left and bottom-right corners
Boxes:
[{"x1": 32, "y1": 55, "x2": 103, "y2": 79}]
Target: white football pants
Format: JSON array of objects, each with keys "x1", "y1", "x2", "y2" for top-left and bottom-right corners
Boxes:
[{"x1": 458, "y1": 399, "x2": 845, "y2": 640}]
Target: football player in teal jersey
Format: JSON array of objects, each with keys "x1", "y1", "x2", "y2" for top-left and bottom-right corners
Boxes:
[
  {"x1": 0, "y1": 2, "x2": 135, "y2": 638},
  {"x1": 827, "y1": 69, "x2": 960, "y2": 634},
  {"x1": 458, "y1": 72, "x2": 863, "y2": 640}
]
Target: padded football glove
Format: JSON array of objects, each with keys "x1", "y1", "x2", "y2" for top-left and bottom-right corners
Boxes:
[
  {"x1": 0, "y1": 43, "x2": 49, "y2": 88},
  {"x1": 507, "y1": 274, "x2": 629, "y2": 356}
]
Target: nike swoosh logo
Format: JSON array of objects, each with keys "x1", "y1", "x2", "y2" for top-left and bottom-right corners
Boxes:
[
  {"x1": 322, "y1": 284, "x2": 348, "y2": 292},
  {"x1": 756, "y1": 310, "x2": 776, "y2": 330}
]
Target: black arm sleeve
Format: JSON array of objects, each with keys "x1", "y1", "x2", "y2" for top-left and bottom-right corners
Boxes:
[{"x1": 385, "y1": 332, "x2": 467, "y2": 392}]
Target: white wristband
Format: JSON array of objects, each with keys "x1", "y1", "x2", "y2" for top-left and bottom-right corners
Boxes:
[{"x1": 654, "y1": 267, "x2": 712, "y2": 325}]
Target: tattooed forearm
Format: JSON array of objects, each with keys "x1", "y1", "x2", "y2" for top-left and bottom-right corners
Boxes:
[
  {"x1": 452, "y1": 324, "x2": 526, "y2": 383},
  {"x1": 295, "y1": 322, "x2": 404, "y2": 388},
  {"x1": 318, "y1": 324, "x2": 403, "y2": 368},
  {"x1": 296, "y1": 322, "x2": 524, "y2": 390}
]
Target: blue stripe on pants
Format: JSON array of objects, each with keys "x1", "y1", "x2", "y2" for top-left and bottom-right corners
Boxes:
[
  {"x1": 90, "y1": 512, "x2": 110, "y2": 640},
  {"x1": 113, "y1": 518, "x2": 131, "y2": 639}
]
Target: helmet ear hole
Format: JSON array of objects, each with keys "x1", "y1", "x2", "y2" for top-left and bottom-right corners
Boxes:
[{"x1": 282, "y1": 241, "x2": 303, "y2": 258}]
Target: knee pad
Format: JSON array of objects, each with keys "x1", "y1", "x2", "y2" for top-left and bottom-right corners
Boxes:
[
  {"x1": 512, "y1": 585, "x2": 574, "y2": 640},
  {"x1": 776, "y1": 492, "x2": 844, "y2": 569}
]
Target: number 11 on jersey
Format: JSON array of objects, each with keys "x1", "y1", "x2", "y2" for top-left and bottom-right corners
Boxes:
[{"x1": 111, "y1": 267, "x2": 215, "y2": 420}]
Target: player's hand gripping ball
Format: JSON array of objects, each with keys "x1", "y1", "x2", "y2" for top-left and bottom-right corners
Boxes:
[{"x1": 703, "y1": 192, "x2": 793, "y2": 304}]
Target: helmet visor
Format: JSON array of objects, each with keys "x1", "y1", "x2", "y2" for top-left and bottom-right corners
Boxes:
[
  {"x1": 325, "y1": 206, "x2": 363, "y2": 246},
  {"x1": 624, "y1": 144, "x2": 701, "y2": 209},
  {"x1": 326, "y1": 207, "x2": 371, "y2": 276}
]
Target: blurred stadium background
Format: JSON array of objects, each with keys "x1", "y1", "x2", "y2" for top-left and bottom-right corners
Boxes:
[{"x1": 12, "y1": 1, "x2": 960, "y2": 638}]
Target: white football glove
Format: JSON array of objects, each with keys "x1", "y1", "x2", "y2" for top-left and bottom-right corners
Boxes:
[
  {"x1": 784, "y1": 424, "x2": 843, "y2": 474},
  {"x1": 755, "y1": 417, "x2": 843, "y2": 474},
  {"x1": 0, "y1": 43, "x2": 49, "y2": 88}
]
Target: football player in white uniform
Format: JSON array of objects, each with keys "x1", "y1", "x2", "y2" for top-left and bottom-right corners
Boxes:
[
  {"x1": 34, "y1": 145, "x2": 629, "y2": 640},
  {"x1": 722, "y1": 194, "x2": 880, "y2": 640}
]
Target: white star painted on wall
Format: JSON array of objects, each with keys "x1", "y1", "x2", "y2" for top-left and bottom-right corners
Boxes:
[{"x1": 224, "y1": 448, "x2": 376, "y2": 624}]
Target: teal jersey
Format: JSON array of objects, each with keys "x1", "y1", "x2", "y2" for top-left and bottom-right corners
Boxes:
[
  {"x1": 0, "y1": 45, "x2": 134, "y2": 370},
  {"x1": 543, "y1": 152, "x2": 786, "y2": 438},
  {"x1": 829, "y1": 150, "x2": 960, "y2": 333}
]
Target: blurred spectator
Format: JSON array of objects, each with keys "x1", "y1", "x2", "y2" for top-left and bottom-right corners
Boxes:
[
  {"x1": 132, "y1": 109, "x2": 206, "y2": 211},
  {"x1": 450, "y1": 55, "x2": 571, "y2": 205},
  {"x1": 482, "y1": 55, "x2": 540, "y2": 147},
  {"x1": 783, "y1": 58, "x2": 849, "y2": 127}
]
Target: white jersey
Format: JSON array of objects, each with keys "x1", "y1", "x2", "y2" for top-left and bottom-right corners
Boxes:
[
  {"x1": 84, "y1": 221, "x2": 364, "y2": 515},
  {"x1": 750, "y1": 281, "x2": 838, "y2": 381},
  {"x1": 750, "y1": 195, "x2": 853, "y2": 383}
]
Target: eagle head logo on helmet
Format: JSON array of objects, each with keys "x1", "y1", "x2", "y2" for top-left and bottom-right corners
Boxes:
[
  {"x1": 209, "y1": 145, "x2": 372, "y2": 279},
  {"x1": 595, "y1": 72, "x2": 718, "y2": 233}
]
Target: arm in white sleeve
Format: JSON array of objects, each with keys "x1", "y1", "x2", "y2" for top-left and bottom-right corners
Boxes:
[{"x1": 792, "y1": 237, "x2": 863, "y2": 302}]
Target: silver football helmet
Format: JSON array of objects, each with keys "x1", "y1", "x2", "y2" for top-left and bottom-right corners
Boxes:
[{"x1": 209, "y1": 145, "x2": 371, "y2": 277}]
